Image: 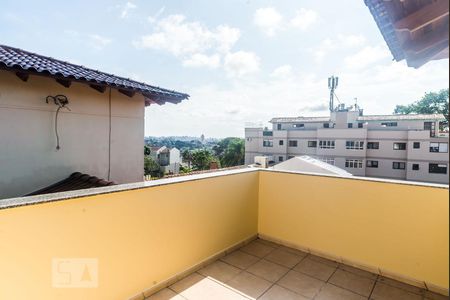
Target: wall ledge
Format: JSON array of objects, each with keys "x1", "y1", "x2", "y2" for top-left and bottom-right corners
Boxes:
[{"x1": 1, "y1": 167, "x2": 447, "y2": 210}]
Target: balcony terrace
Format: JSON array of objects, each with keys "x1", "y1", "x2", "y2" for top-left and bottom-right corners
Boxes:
[{"x1": 0, "y1": 169, "x2": 448, "y2": 300}]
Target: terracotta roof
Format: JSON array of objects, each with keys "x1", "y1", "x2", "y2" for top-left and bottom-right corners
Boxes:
[
  {"x1": 357, "y1": 113, "x2": 445, "y2": 121},
  {"x1": 270, "y1": 116, "x2": 331, "y2": 123},
  {"x1": 365, "y1": 0, "x2": 449, "y2": 68},
  {"x1": 25, "y1": 172, "x2": 115, "y2": 196},
  {"x1": 0, "y1": 44, "x2": 189, "y2": 105}
]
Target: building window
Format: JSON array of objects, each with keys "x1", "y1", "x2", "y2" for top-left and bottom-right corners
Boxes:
[
  {"x1": 413, "y1": 142, "x2": 420, "y2": 149},
  {"x1": 424, "y1": 121, "x2": 436, "y2": 137},
  {"x1": 263, "y1": 131, "x2": 273, "y2": 136},
  {"x1": 323, "y1": 123, "x2": 330, "y2": 128},
  {"x1": 393, "y1": 162, "x2": 406, "y2": 170},
  {"x1": 278, "y1": 156, "x2": 284, "y2": 162},
  {"x1": 263, "y1": 140, "x2": 273, "y2": 147},
  {"x1": 412, "y1": 164, "x2": 419, "y2": 171},
  {"x1": 308, "y1": 141, "x2": 317, "y2": 148},
  {"x1": 277, "y1": 124, "x2": 282, "y2": 130},
  {"x1": 367, "y1": 142, "x2": 379, "y2": 149},
  {"x1": 293, "y1": 123, "x2": 304, "y2": 128},
  {"x1": 429, "y1": 142, "x2": 448, "y2": 153},
  {"x1": 393, "y1": 142, "x2": 406, "y2": 150},
  {"x1": 288, "y1": 140, "x2": 298, "y2": 147},
  {"x1": 246, "y1": 138, "x2": 252, "y2": 142},
  {"x1": 429, "y1": 163, "x2": 447, "y2": 174},
  {"x1": 279, "y1": 140, "x2": 284, "y2": 146},
  {"x1": 320, "y1": 157, "x2": 335, "y2": 165},
  {"x1": 381, "y1": 122, "x2": 398, "y2": 127},
  {"x1": 348, "y1": 123, "x2": 353, "y2": 128},
  {"x1": 366, "y1": 160, "x2": 378, "y2": 168},
  {"x1": 319, "y1": 140, "x2": 335, "y2": 149},
  {"x1": 346, "y1": 141, "x2": 364, "y2": 150},
  {"x1": 358, "y1": 123, "x2": 363, "y2": 128},
  {"x1": 345, "y1": 159, "x2": 363, "y2": 168}
]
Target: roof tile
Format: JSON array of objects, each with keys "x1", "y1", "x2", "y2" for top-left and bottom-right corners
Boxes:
[{"x1": 0, "y1": 44, "x2": 189, "y2": 104}]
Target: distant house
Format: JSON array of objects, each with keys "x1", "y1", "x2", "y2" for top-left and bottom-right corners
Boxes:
[
  {"x1": 150, "y1": 146, "x2": 182, "y2": 175},
  {"x1": 0, "y1": 44, "x2": 189, "y2": 199}
]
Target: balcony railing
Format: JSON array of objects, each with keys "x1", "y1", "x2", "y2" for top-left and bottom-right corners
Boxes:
[{"x1": 0, "y1": 169, "x2": 448, "y2": 300}]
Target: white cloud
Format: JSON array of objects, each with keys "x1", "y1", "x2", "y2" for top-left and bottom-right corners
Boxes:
[
  {"x1": 134, "y1": 14, "x2": 254, "y2": 75},
  {"x1": 253, "y1": 7, "x2": 283, "y2": 37},
  {"x1": 290, "y1": 8, "x2": 318, "y2": 31},
  {"x1": 337, "y1": 34, "x2": 366, "y2": 47},
  {"x1": 313, "y1": 38, "x2": 335, "y2": 63},
  {"x1": 120, "y1": 2, "x2": 136, "y2": 19},
  {"x1": 311, "y1": 34, "x2": 367, "y2": 63},
  {"x1": 145, "y1": 59, "x2": 449, "y2": 137},
  {"x1": 271, "y1": 65, "x2": 293, "y2": 78},
  {"x1": 88, "y1": 34, "x2": 112, "y2": 50},
  {"x1": 64, "y1": 30, "x2": 112, "y2": 50},
  {"x1": 134, "y1": 15, "x2": 213, "y2": 56},
  {"x1": 182, "y1": 53, "x2": 221, "y2": 69},
  {"x1": 224, "y1": 51, "x2": 260, "y2": 77},
  {"x1": 344, "y1": 45, "x2": 390, "y2": 69},
  {"x1": 134, "y1": 15, "x2": 240, "y2": 57},
  {"x1": 253, "y1": 7, "x2": 319, "y2": 36},
  {"x1": 300, "y1": 103, "x2": 328, "y2": 112},
  {"x1": 148, "y1": 6, "x2": 165, "y2": 23},
  {"x1": 215, "y1": 25, "x2": 241, "y2": 53}
]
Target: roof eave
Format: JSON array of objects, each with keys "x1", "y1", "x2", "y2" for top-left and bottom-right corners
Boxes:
[{"x1": 0, "y1": 66, "x2": 189, "y2": 105}]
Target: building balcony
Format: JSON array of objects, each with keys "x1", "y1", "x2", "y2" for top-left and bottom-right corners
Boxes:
[{"x1": 0, "y1": 169, "x2": 448, "y2": 300}]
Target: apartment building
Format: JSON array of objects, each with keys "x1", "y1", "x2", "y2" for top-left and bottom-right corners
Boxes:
[{"x1": 245, "y1": 107, "x2": 449, "y2": 184}]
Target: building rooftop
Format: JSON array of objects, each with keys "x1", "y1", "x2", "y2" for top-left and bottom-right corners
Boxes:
[
  {"x1": 0, "y1": 44, "x2": 189, "y2": 105},
  {"x1": 357, "y1": 113, "x2": 445, "y2": 121},
  {"x1": 273, "y1": 156, "x2": 353, "y2": 177},
  {"x1": 270, "y1": 116, "x2": 330, "y2": 123},
  {"x1": 148, "y1": 238, "x2": 447, "y2": 300},
  {"x1": 269, "y1": 113, "x2": 445, "y2": 124},
  {"x1": 25, "y1": 172, "x2": 115, "y2": 196}
]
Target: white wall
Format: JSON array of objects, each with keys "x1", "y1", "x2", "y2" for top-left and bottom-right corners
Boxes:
[
  {"x1": 0, "y1": 70, "x2": 145, "y2": 199},
  {"x1": 170, "y1": 148, "x2": 181, "y2": 164}
]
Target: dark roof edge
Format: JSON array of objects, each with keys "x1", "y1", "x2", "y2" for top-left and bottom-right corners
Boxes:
[
  {"x1": 364, "y1": 0, "x2": 405, "y2": 61},
  {"x1": 0, "y1": 44, "x2": 189, "y2": 102}
]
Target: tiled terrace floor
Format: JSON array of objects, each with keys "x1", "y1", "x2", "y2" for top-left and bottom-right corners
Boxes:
[{"x1": 147, "y1": 239, "x2": 448, "y2": 300}]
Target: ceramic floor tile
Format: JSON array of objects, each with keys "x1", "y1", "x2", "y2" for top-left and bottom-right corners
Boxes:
[
  {"x1": 220, "y1": 250, "x2": 260, "y2": 270},
  {"x1": 278, "y1": 270, "x2": 325, "y2": 299},
  {"x1": 294, "y1": 257, "x2": 337, "y2": 281},
  {"x1": 226, "y1": 271, "x2": 272, "y2": 299},
  {"x1": 247, "y1": 259, "x2": 290, "y2": 282},
  {"x1": 328, "y1": 269, "x2": 375, "y2": 297}
]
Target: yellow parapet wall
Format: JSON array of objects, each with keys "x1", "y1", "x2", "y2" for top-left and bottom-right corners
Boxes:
[
  {"x1": 0, "y1": 169, "x2": 448, "y2": 299},
  {"x1": 258, "y1": 171, "x2": 449, "y2": 293},
  {"x1": 0, "y1": 171, "x2": 259, "y2": 300}
]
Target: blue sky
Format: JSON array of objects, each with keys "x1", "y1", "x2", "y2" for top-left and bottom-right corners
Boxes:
[{"x1": 1, "y1": 0, "x2": 449, "y2": 138}]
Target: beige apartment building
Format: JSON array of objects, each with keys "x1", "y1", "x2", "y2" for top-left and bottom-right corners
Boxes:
[{"x1": 245, "y1": 108, "x2": 449, "y2": 184}]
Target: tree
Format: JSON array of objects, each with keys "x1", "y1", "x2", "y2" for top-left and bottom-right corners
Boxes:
[
  {"x1": 144, "y1": 145, "x2": 151, "y2": 155},
  {"x1": 182, "y1": 149, "x2": 192, "y2": 168},
  {"x1": 191, "y1": 149, "x2": 218, "y2": 170},
  {"x1": 394, "y1": 89, "x2": 449, "y2": 124},
  {"x1": 212, "y1": 137, "x2": 245, "y2": 167},
  {"x1": 220, "y1": 138, "x2": 245, "y2": 167},
  {"x1": 144, "y1": 156, "x2": 161, "y2": 177}
]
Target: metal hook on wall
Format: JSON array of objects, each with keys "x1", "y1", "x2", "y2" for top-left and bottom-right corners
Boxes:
[{"x1": 46, "y1": 95, "x2": 70, "y2": 150}]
